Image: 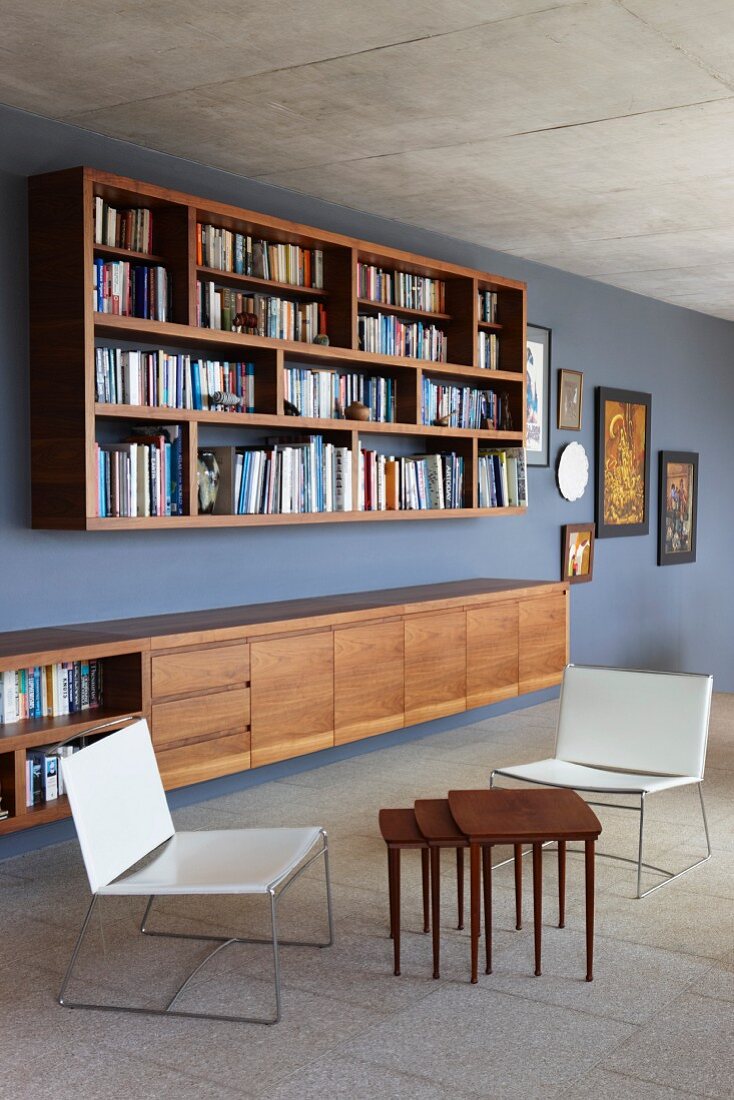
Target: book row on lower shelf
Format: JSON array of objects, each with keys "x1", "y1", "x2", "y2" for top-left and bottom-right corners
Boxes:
[
  {"x1": 94, "y1": 259, "x2": 171, "y2": 321},
  {"x1": 197, "y1": 281, "x2": 327, "y2": 342},
  {"x1": 478, "y1": 448, "x2": 528, "y2": 508},
  {"x1": 360, "y1": 450, "x2": 464, "y2": 511},
  {"x1": 25, "y1": 744, "x2": 79, "y2": 807},
  {"x1": 478, "y1": 331, "x2": 500, "y2": 371},
  {"x1": 96, "y1": 428, "x2": 183, "y2": 517},
  {"x1": 284, "y1": 367, "x2": 396, "y2": 422},
  {"x1": 0, "y1": 661, "x2": 103, "y2": 724},
  {"x1": 422, "y1": 379, "x2": 513, "y2": 430},
  {"x1": 358, "y1": 312, "x2": 447, "y2": 362},
  {"x1": 95, "y1": 348, "x2": 256, "y2": 412}
]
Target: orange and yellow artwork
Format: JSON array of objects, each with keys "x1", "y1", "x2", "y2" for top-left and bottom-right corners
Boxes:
[{"x1": 603, "y1": 400, "x2": 647, "y2": 526}]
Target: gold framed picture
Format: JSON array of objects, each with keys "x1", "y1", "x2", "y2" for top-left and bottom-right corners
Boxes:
[{"x1": 562, "y1": 523, "x2": 595, "y2": 584}]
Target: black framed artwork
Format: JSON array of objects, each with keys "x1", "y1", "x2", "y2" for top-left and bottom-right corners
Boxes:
[
  {"x1": 658, "y1": 451, "x2": 698, "y2": 565},
  {"x1": 525, "y1": 324, "x2": 551, "y2": 467},
  {"x1": 595, "y1": 387, "x2": 652, "y2": 538}
]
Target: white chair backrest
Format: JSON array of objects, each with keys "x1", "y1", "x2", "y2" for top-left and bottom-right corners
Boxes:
[
  {"x1": 555, "y1": 665, "x2": 712, "y2": 779},
  {"x1": 61, "y1": 719, "x2": 174, "y2": 893}
]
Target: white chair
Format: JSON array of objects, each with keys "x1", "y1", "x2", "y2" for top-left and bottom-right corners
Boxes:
[
  {"x1": 490, "y1": 664, "x2": 713, "y2": 898},
  {"x1": 58, "y1": 718, "x2": 333, "y2": 1023}
]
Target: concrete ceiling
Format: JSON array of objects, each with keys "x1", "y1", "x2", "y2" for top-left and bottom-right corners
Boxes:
[{"x1": 3, "y1": 0, "x2": 734, "y2": 321}]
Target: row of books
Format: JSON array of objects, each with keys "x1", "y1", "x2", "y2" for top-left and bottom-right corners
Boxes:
[
  {"x1": 284, "y1": 367, "x2": 396, "y2": 422},
  {"x1": 96, "y1": 428, "x2": 183, "y2": 517},
  {"x1": 197, "y1": 282, "x2": 327, "y2": 343},
  {"x1": 478, "y1": 332, "x2": 500, "y2": 371},
  {"x1": 94, "y1": 259, "x2": 170, "y2": 321},
  {"x1": 478, "y1": 448, "x2": 528, "y2": 508},
  {"x1": 478, "y1": 290, "x2": 499, "y2": 323},
  {"x1": 211, "y1": 437, "x2": 353, "y2": 514},
  {"x1": 357, "y1": 262, "x2": 446, "y2": 313},
  {"x1": 1, "y1": 662, "x2": 102, "y2": 724},
  {"x1": 358, "y1": 313, "x2": 447, "y2": 362},
  {"x1": 93, "y1": 198, "x2": 153, "y2": 254},
  {"x1": 360, "y1": 450, "x2": 464, "y2": 511},
  {"x1": 197, "y1": 224, "x2": 324, "y2": 288},
  {"x1": 95, "y1": 348, "x2": 255, "y2": 412},
  {"x1": 26, "y1": 745, "x2": 80, "y2": 806},
  {"x1": 422, "y1": 380, "x2": 507, "y2": 430}
]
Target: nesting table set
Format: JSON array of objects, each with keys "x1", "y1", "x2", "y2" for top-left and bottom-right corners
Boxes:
[{"x1": 379, "y1": 788, "x2": 602, "y2": 983}]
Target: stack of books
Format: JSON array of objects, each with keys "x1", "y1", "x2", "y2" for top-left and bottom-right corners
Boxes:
[
  {"x1": 358, "y1": 313, "x2": 447, "y2": 362},
  {"x1": 357, "y1": 263, "x2": 446, "y2": 313},
  {"x1": 197, "y1": 224, "x2": 324, "y2": 288},
  {"x1": 423, "y1": 380, "x2": 506, "y2": 429},
  {"x1": 95, "y1": 348, "x2": 255, "y2": 412},
  {"x1": 96, "y1": 427, "x2": 183, "y2": 517},
  {"x1": 197, "y1": 282, "x2": 327, "y2": 342},
  {"x1": 213, "y1": 436, "x2": 352, "y2": 515},
  {"x1": 94, "y1": 259, "x2": 170, "y2": 321},
  {"x1": 284, "y1": 368, "x2": 395, "y2": 422},
  {"x1": 94, "y1": 198, "x2": 153, "y2": 253},
  {"x1": 26, "y1": 744, "x2": 82, "y2": 807},
  {"x1": 478, "y1": 448, "x2": 528, "y2": 508},
  {"x1": 1, "y1": 661, "x2": 102, "y2": 724},
  {"x1": 360, "y1": 450, "x2": 464, "y2": 511},
  {"x1": 478, "y1": 290, "x2": 498, "y2": 323},
  {"x1": 478, "y1": 331, "x2": 500, "y2": 370}
]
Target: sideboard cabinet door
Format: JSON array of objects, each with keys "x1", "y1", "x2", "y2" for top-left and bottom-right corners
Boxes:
[
  {"x1": 334, "y1": 618, "x2": 404, "y2": 745},
  {"x1": 519, "y1": 591, "x2": 568, "y2": 695},
  {"x1": 466, "y1": 600, "x2": 519, "y2": 709},
  {"x1": 404, "y1": 609, "x2": 466, "y2": 726}
]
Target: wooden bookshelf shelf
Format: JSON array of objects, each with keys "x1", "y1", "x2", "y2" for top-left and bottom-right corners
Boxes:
[
  {"x1": 478, "y1": 320, "x2": 503, "y2": 332},
  {"x1": 29, "y1": 167, "x2": 528, "y2": 529}
]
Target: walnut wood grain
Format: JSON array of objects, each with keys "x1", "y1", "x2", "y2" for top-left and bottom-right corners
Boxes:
[
  {"x1": 151, "y1": 687, "x2": 250, "y2": 750},
  {"x1": 334, "y1": 619, "x2": 404, "y2": 745},
  {"x1": 518, "y1": 589, "x2": 569, "y2": 694},
  {"x1": 466, "y1": 600, "x2": 519, "y2": 708},
  {"x1": 152, "y1": 643, "x2": 249, "y2": 700},
  {"x1": 156, "y1": 731, "x2": 250, "y2": 790},
  {"x1": 404, "y1": 609, "x2": 467, "y2": 725}
]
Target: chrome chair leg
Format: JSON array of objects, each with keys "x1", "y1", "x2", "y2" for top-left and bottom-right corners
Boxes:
[
  {"x1": 636, "y1": 794, "x2": 646, "y2": 899},
  {"x1": 270, "y1": 888, "x2": 282, "y2": 1024},
  {"x1": 322, "y1": 829, "x2": 335, "y2": 947}
]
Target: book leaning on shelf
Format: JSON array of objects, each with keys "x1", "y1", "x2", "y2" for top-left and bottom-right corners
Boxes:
[
  {"x1": 94, "y1": 198, "x2": 153, "y2": 253},
  {"x1": 94, "y1": 259, "x2": 170, "y2": 321},
  {"x1": 358, "y1": 313, "x2": 447, "y2": 362},
  {"x1": 96, "y1": 426, "x2": 183, "y2": 518},
  {"x1": 26, "y1": 743, "x2": 82, "y2": 807},
  {"x1": 360, "y1": 450, "x2": 464, "y2": 511},
  {"x1": 357, "y1": 262, "x2": 446, "y2": 313},
  {"x1": 95, "y1": 348, "x2": 255, "y2": 412},
  {"x1": 284, "y1": 367, "x2": 396, "y2": 422},
  {"x1": 478, "y1": 331, "x2": 500, "y2": 371},
  {"x1": 478, "y1": 448, "x2": 528, "y2": 508},
  {"x1": 197, "y1": 281, "x2": 327, "y2": 343},
  {"x1": 478, "y1": 290, "x2": 499, "y2": 323},
  {"x1": 197, "y1": 224, "x2": 324, "y2": 288},
  {"x1": 423, "y1": 380, "x2": 508, "y2": 430},
  {"x1": 0, "y1": 660, "x2": 102, "y2": 724}
]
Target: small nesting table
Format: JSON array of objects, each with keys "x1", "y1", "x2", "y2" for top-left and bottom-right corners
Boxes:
[{"x1": 448, "y1": 788, "x2": 602, "y2": 984}]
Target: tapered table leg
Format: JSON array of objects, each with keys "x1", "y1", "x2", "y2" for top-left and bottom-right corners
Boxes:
[
  {"x1": 456, "y1": 847, "x2": 464, "y2": 930},
  {"x1": 533, "y1": 842, "x2": 542, "y2": 976},
  {"x1": 482, "y1": 845, "x2": 492, "y2": 974},
  {"x1": 558, "y1": 839, "x2": 566, "y2": 929},
  {"x1": 431, "y1": 846, "x2": 441, "y2": 979},
  {"x1": 470, "y1": 842, "x2": 480, "y2": 984},
  {"x1": 585, "y1": 838, "x2": 595, "y2": 982},
  {"x1": 514, "y1": 844, "x2": 522, "y2": 930},
  {"x1": 393, "y1": 849, "x2": 401, "y2": 976},
  {"x1": 387, "y1": 847, "x2": 394, "y2": 939},
  {"x1": 421, "y1": 848, "x2": 430, "y2": 934}
]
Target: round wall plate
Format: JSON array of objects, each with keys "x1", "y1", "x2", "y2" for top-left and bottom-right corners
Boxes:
[{"x1": 557, "y1": 442, "x2": 589, "y2": 501}]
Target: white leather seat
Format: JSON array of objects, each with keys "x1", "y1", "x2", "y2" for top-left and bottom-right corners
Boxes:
[
  {"x1": 58, "y1": 719, "x2": 333, "y2": 1024},
  {"x1": 492, "y1": 664, "x2": 713, "y2": 898}
]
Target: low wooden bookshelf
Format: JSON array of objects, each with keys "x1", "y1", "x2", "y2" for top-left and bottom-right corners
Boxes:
[
  {"x1": 28, "y1": 167, "x2": 527, "y2": 529},
  {"x1": 0, "y1": 579, "x2": 568, "y2": 838}
]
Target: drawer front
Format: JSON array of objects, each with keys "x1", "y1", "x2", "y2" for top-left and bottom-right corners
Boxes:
[
  {"x1": 156, "y1": 731, "x2": 250, "y2": 790},
  {"x1": 152, "y1": 643, "x2": 249, "y2": 700},
  {"x1": 152, "y1": 687, "x2": 250, "y2": 751}
]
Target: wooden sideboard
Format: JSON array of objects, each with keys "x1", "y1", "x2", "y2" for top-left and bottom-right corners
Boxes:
[{"x1": 0, "y1": 579, "x2": 568, "y2": 836}]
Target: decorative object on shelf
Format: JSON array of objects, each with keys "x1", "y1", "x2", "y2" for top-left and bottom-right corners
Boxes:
[
  {"x1": 284, "y1": 400, "x2": 300, "y2": 416},
  {"x1": 197, "y1": 451, "x2": 220, "y2": 514},
  {"x1": 345, "y1": 400, "x2": 371, "y2": 421},
  {"x1": 557, "y1": 442, "x2": 589, "y2": 501},
  {"x1": 526, "y1": 324, "x2": 551, "y2": 467},
  {"x1": 434, "y1": 411, "x2": 453, "y2": 427},
  {"x1": 558, "y1": 369, "x2": 583, "y2": 431},
  {"x1": 211, "y1": 391, "x2": 245, "y2": 409},
  {"x1": 658, "y1": 451, "x2": 698, "y2": 565},
  {"x1": 499, "y1": 391, "x2": 513, "y2": 431},
  {"x1": 232, "y1": 311, "x2": 258, "y2": 333},
  {"x1": 313, "y1": 334, "x2": 330, "y2": 346},
  {"x1": 562, "y1": 523, "x2": 595, "y2": 584},
  {"x1": 596, "y1": 387, "x2": 652, "y2": 538}
]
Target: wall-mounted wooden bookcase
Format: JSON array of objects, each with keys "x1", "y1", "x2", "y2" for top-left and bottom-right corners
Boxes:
[{"x1": 28, "y1": 166, "x2": 527, "y2": 529}]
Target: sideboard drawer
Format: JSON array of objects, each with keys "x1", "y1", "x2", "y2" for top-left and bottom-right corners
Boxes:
[
  {"x1": 152, "y1": 687, "x2": 250, "y2": 750},
  {"x1": 151, "y1": 643, "x2": 249, "y2": 700}
]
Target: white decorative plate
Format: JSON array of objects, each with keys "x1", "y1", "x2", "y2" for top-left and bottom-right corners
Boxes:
[{"x1": 557, "y1": 442, "x2": 589, "y2": 501}]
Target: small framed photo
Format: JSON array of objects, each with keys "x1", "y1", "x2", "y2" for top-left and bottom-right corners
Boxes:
[
  {"x1": 562, "y1": 523, "x2": 595, "y2": 584},
  {"x1": 526, "y1": 324, "x2": 551, "y2": 467},
  {"x1": 558, "y1": 369, "x2": 583, "y2": 431},
  {"x1": 658, "y1": 451, "x2": 698, "y2": 565}
]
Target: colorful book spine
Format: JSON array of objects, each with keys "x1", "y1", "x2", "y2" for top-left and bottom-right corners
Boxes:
[
  {"x1": 94, "y1": 198, "x2": 153, "y2": 253},
  {"x1": 228, "y1": 435, "x2": 352, "y2": 515},
  {"x1": 197, "y1": 224, "x2": 324, "y2": 289},
  {"x1": 478, "y1": 331, "x2": 500, "y2": 370},
  {"x1": 96, "y1": 427, "x2": 183, "y2": 518},
  {"x1": 357, "y1": 263, "x2": 446, "y2": 313},
  {"x1": 0, "y1": 661, "x2": 102, "y2": 725},
  {"x1": 478, "y1": 448, "x2": 528, "y2": 508},
  {"x1": 360, "y1": 450, "x2": 464, "y2": 511},
  {"x1": 95, "y1": 348, "x2": 255, "y2": 412},
  {"x1": 422, "y1": 379, "x2": 506, "y2": 429},
  {"x1": 283, "y1": 368, "x2": 395, "y2": 422},
  {"x1": 358, "y1": 313, "x2": 447, "y2": 362},
  {"x1": 478, "y1": 290, "x2": 498, "y2": 323},
  {"x1": 197, "y1": 282, "x2": 327, "y2": 343},
  {"x1": 93, "y1": 260, "x2": 170, "y2": 321}
]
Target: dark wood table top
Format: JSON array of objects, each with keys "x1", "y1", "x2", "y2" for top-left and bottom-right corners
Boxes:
[
  {"x1": 448, "y1": 789, "x2": 602, "y2": 842},
  {"x1": 414, "y1": 799, "x2": 468, "y2": 845},
  {"x1": 378, "y1": 808, "x2": 427, "y2": 847}
]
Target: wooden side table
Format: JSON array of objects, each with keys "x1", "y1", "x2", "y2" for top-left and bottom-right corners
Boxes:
[
  {"x1": 378, "y1": 808, "x2": 431, "y2": 976},
  {"x1": 448, "y1": 789, "x2": 602, "y2": 984}
]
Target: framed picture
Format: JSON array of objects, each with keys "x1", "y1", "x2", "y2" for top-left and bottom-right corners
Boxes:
[
  {"x1": 562, "y1": 523, "x2": 595, "y2": 583},
  {"x1": 595, "y1": 387, "x2": 652, "y2": 538},
  {"x1": 526, "y1": 324, "x2": 551, "y2": 467},
  {"x1": 658, "y1": 451, "x2": 698, "y2": 565},
  {"x1": 558, "y1": 369, "x2": 583, "y2": 431}
]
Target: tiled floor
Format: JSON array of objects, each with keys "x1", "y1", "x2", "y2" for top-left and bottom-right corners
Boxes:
[{"x1": 2, "y1": 695, "x2": 733, "y2": 1099}]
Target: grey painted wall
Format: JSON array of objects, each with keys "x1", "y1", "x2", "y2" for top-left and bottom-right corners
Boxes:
[{"x1": 1, "y1": 101, "x2": 732, "y2": 690}]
